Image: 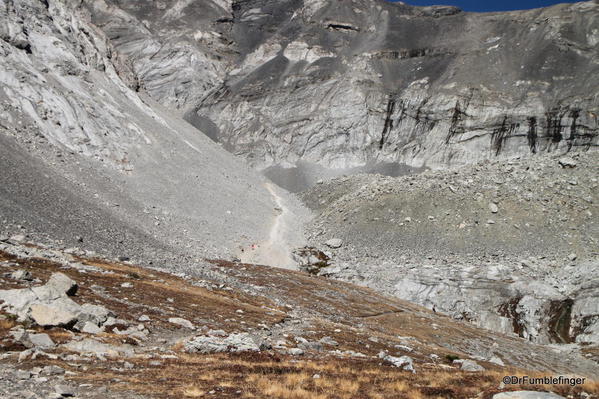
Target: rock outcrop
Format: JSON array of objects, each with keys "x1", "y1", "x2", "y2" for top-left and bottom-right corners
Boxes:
[
  {"x1": 0, "y1": 0, "x2": 305, "y2": 265},
  {"x1": 43, "y1": 0, "x2": 595, "y2": 193}
]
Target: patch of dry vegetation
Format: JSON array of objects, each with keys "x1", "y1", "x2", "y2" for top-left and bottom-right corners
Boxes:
[
  {"x1": 2, "y1": 249, "x2": 598, "y2": 399},
  {"x1": 61, "y1": 353, "x2": 599, "y2": 399}
]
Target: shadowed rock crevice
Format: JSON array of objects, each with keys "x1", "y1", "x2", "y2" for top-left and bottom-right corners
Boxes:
[{"x1": 548, "y1": 298, "x2": 574, "y2": 344}]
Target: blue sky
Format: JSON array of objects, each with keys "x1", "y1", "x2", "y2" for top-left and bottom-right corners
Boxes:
[{"x1": 390, "y1": 0, "x2": 581, "y2": 12}]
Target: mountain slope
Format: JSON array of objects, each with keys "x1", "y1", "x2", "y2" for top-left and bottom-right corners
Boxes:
[
  {"x1": 0, "y1": 0, "x2": 307, "y2": 264},
  {"x1": 82, "y1": 0, "x2": 599, "y2": 191}
]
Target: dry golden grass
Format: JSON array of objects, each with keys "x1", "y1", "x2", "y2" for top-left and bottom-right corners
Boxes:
[
  {"x1": 59, "y1": 353, "x2": 599, "y2": 399},
  {"x1": 2, "y1": 249, "x2": 599, "y2": 399},
  {"x1": 0, "y1": 318, "x2": 16, "y2": 330}
]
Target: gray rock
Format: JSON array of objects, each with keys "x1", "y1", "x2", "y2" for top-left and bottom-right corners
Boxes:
[
  {"x1": 489, "y1": 203, "x2": 499, "y2": 214},
  {"x1": 10, "y1": 234, "x2": 26, "y2": 243},
  {"x1": 54, "y1": 384, "x2": 75, "y2": 397},
  {"x1": 16, "y1": 370, "x2": 32, "y2": 380},
  {"x1": 185, "y1": 333, "x2": 261, "y2": 353},
  {"x1": 30, "y1": 303, "x2": 78, "y2": 328},
  {"x1": 378, "y1": 351, "x2": 415, "y2": 373},
  {"x1": 325, "y1": 239, "x2": 343, "y2": 249},
  {"x1": 456, "y1": 359, "x2": 485, "y2": 372},
  {"x1": 28, "y1": 333, "x2": 55, "y2": 350},
  {"x1": 81, "y1": 321, "x2": 102, "y2": 334},
  {"x1": 32, "y1": 273, "x2": 78, "y2": 299},
  {"x1": 168, "y1": 317, "x2": 194, "y2": 329},
  {"x1": 10, "y1": 270, "x2": 33, "y2": 281},
  {"x1": 288, "y1": 348, "x2": 305, "y2": 356},
  {"x1": 558, "y1": 158, "x2": 578, "y2": 168},
  {"x1": 493, "y1": 392, "x2": 565, "y2": 399},
  {"x1": 62, "y1": 338, "x2": 133, "y2": 357}
]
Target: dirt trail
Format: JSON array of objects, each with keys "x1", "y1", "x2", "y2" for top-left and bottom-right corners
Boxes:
[{"x1": 239, "y1": 182, "x2": 304, "y2": 269}]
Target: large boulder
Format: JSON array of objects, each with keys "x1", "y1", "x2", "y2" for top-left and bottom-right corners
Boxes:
[
  {"x1": 185, "y1": 332, "x2": 263, "y2": 354},
  {"x1": 30, "y1": 303, "x2": 79, "y2": 328},
  {"x1": 0, "y1": 273, "x2": 114, "y2": 330}
]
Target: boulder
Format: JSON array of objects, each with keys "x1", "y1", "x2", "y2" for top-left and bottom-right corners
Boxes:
[
  {"x1": 11, "y1": 270, "x2": 33, "y2": 281},
  {"x1": 168, "y1": 317, "x2": 195, "y2": 329},
  {"x1": 185, "y1": 332, "x2": 262, "y2": 353},
  {"x1": 493, "y1": 392, "x2": 565, "y2": 399},
  {"x1": 62, "y1": 338, "x2": 134, "y2": 357},
  {"x1": 325, "y1": 238, "x2": 343, "y2": 248},
  {"x1": 455, "y1": 359, "x2": 485, "y2": 371},
  {"x1": 0, "y1": 273, "x2": 115, "y2": 330},
  {"x1": 28, "y1": 333, "x2": 55, "y2": 350},
  {"x1": 30, "y1": 303, "x2": 78, "y2": 328},
  {"x1": 378, "y1": 351, "x2": 415, "y2": 373},
  {"x1": 81, "y1": 322, "x2": 102, "y2": 334},
  {"x1": 558, "y1": 157, "x2": 577, "y2": 168}
]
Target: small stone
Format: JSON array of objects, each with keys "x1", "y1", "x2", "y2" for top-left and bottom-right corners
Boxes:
[
  {"x1": 10, "y1": 234, "x2": 27, "y2": 242},
  {"x1": 168, "y1": 317, "x2": 194, "y2": 329},
  {"x1": 42, "y1": 365, "x2": 65, "y2": 376},
  {"x1": 16, "y1": 370, "x2": 32, "y2": 380},
  {"x1": 29, "y1": 333, "x2": 55, "y2": 349},
  {"x1": 55, "y1": 384, "x2": 75, "y2": 397},
  {"x1": 312, "y1": 374, "x2": 321, "y2": 379},
  {"x1": 121, "y1": 282, "x2": 133, "y2": 288},
  {"x1": 81, "y1": 321, "x2": 102, "y2": 334},
  {"x1": 138, "y1": 315, "x2": 150, "y2": 322},
  {"x1": 456, "y1": 359, "x2": 485, "y2": 371},
  {"x1": 568, "y1": 253, "x2": 577, "y2": 261},
  {"x1": 325, "y1": 238, "x2": 343, "y2": 249},
  {"x1": 489, "y1": 356, "x2": 505, "y2": 366},
  {"x1": 288, "y1": 348, "x2": 304, "y2": 356},
  {"x1": 489, "y1": 203, "x2": 499, "y2": 214},
  {"x1": 11, "y1": 269, "x2": 33, "y2": 281},
  {"x1": 558, "y1": 157, "x2": 577, "y2": 168}
]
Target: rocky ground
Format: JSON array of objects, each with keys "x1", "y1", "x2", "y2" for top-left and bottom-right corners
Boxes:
[
  {"x1": 301, "y1": 150, "x2": 599, "y2": 345},
  {"x1": 1, "y1": 239, "x2": 598, "y2": 398},
  {"x1": 0, "y1": 0, "x2": 308, "y2": 267}
]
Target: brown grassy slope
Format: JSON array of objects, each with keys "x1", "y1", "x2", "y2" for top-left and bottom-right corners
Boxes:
[{"x1": 0, "y1": 247, "x2": 598, "y2": 399}]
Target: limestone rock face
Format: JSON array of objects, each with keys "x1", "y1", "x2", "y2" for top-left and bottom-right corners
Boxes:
[
  {"x1": 63, "y1": 1, "x2": 598, "y2": 187},
  {"x1": 0, "y1": 0, "x2": 298, "y2": 264}
]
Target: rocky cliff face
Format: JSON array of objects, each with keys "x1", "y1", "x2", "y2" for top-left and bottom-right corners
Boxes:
[
  {"x1": 87, "y1": 0, "x2": 598, "y2": 189},
  {"x1": 0, "y1": 0, "x2": 307, "y2": 264},
  {"x1": 302, "y1": 151, "x2": 599, "y2": 345}
]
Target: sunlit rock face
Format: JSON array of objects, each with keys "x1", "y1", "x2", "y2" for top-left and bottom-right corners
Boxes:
[{"x1": 83, "y1": 0, "x2": 598, "y2": 181}]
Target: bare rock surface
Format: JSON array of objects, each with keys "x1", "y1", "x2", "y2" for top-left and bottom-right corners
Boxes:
[
  {"x1": 0, "y1": 0, "x2": 307, "y2": 268},
  {"x1": 0, "y1": 240, "x2": 598, "y2": 398},
  {"x1": 302, "y1": 151, "x2": 599, "y2": 345}
]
